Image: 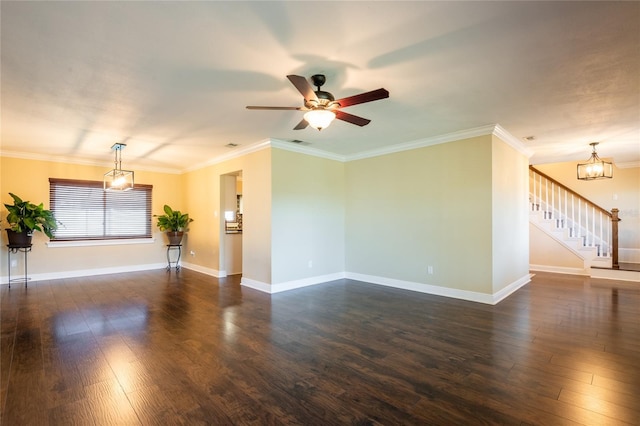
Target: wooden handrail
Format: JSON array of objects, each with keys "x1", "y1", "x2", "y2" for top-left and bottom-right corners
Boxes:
[{"x1": 529, "y1": 166, "x2": 612, "y2": 217}]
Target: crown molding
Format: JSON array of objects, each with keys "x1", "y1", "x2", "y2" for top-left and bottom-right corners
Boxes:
[
  {"x1": 1, "y1": 124, "x2": 541, "y2": 174},
  {"x1": 344, "y1": 124, "x2": 525, "y2": 162},
  {"x1": 145, "y1": 124, "x2": 530, "y2": 171},
  {"x1": 269, "y1": 139, "x2": 347, "y2": 162},
  {"x1": 182, "y1": 139, "x2": 273, "y2": 172},
  {"x1": 492, "y1": 124, "x2": 534, "y2": 158},
  {"x1": 616, "y1": 160, "x2": 640, "y2": 169},
  {"x1": 0, "y1": 149, "x2": 183, "y2": 174}
]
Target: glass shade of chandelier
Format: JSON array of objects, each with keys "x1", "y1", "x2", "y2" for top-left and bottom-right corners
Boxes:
[
  {"x1": 104, "y1": 143, "x2": 134, "y2": 191},
  {"x1": 303, "y1": 108, "x2": 336, "y2": 131},
  {"x1": 576, "y1": 142, "x2": 613, "y2": 180}
]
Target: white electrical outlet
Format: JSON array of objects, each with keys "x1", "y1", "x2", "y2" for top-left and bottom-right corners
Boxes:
[
  {"x1": 428, "y1": 265, "x2": 434, "y2": 275},
  {"x1": 11, "y1": 259, "x2": 17, "y2": 267},
  {"x1": 190, "y1": 251, "x2": 195, "y2": 256},
  {"x1": 308, "y1": 260, "x2": 313, "y2": 268}
]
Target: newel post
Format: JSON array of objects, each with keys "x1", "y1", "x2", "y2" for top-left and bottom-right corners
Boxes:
[{"x1": 611, "y1": 208, "x2": 620, "y2": 269}]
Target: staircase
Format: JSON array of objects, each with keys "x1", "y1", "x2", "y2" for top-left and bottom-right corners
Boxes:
[{"x1": 529, "y1": 166, "x2": 620, "y2": 274}]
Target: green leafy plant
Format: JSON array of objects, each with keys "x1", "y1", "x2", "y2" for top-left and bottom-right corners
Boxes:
[
  {"x1": 154, "y1": 205, "x2": 193, "y2": 232},
  {"x1": 4, "y1": 192, "x2": 58, "y2": 238}
]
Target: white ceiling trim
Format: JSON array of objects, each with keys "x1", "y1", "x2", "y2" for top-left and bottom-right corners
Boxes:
[
  {"x1": 182, "y1": 139, "x2": 273, "y2": 173},
  {"x1": 6, "y1": 126, "x2": 631, "y2": 178},
  {"x1": 616, "y1": 161, "x2": 640, "y2": 169},
  {"x1": 269, "y1": 139, "x2": 347, "y2": 162},
  {"x1": 344, "y1": 124, "x2": 527, "y2": 162},
  {"x1": 492, "y1": 124, "x2": 534, "y2": 158},
  {"x1": 147, "y1": 124, "x2": 531, "y2": 172}
]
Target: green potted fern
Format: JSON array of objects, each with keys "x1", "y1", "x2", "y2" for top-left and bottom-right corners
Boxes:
[
  {"x1": 154, "y1": 204, "x2": 193, "y2": 245},
  {"x1": 4, "y1": 192, "x2": 58, "y2": 246}
]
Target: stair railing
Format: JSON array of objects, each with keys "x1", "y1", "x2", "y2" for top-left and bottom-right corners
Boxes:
[{"x1": 529, "y1": 166, "x2": 620, "y2": 268}]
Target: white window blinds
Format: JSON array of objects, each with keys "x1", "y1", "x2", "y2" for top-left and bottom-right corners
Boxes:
[{"x1": 49, "y1": 178, "x2": 152, "y2": 240}]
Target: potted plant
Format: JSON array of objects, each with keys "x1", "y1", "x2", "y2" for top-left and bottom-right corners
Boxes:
[
  {"x1": 4, "y1": 192, "x2": 58, "y2": 246},
  {"x1": 154, "y1": 204, "x2": 193, "y2": 245}
]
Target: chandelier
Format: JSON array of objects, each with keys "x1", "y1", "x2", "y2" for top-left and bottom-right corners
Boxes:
[
  {"x1": 576, "y1": 143, "x2": 613, "y2": 180},
  {"x1": 104, "y1": 143, "x2": 134, "y2": 191}
]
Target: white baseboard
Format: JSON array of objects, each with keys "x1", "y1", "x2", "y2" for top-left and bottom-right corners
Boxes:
[
  {"x1": 0, "y1": 262, "x2": 539, "y2": 304},
  {"x1": 0, "y1": 263, "x2": 166, "y2": 285},
  {"x1": 345, "y1": 272, "x2": 512, "y2": 305},
  {"x1": 180, "y1": 262, "x2": 225, "y2": 278},
  {"x1": 590, "y1": 268, "x2": 640, "y2": 282},
  {"x1": 529, "y1": 264, "x2": 589, "y2": 276},
  {"x1": 270, "y1": 272, "x2": 346, "y2": 293},
  {"x1": 530, "y1": 263, "x2": 639, "y2": 283},
  {"x1": 240, "y1": 277, "x2": 271, "y2": 293},
  {"x1": 241, "y1": 272, "x2": 346, "y2": 294},
  {"x1": 492, "y1": 274, "x2": 533, "y2": 304},
  {"x1": 243, "y1": 271, "x2": 531, "y2": 304}
]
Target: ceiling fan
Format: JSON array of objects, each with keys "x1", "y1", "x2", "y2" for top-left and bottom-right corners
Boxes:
[{"x1": 246, "y1": 74, "x2": 389, "y2": 131}]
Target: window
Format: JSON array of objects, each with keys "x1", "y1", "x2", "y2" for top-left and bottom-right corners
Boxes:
[{"x1": 49, "y1": 178, "x2": 152, "y2": 241}]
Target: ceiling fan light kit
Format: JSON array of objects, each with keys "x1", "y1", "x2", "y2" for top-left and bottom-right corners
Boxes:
[
  {"x1": 246, "y1": 74, "x2": 389, "y2": 131},
  {"x1": 577, "y1": 142, "x2": 613, "y2": 180},
  {"x1": 303, "y1": 109, "x2": 336, "y2": 131}
]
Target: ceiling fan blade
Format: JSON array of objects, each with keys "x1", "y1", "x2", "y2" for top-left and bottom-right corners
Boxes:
[
  {"x1": 293, "y1": 118, "x2": 309, "y2": 130},
  {"x1": 246, "y1": 106, "x2": 302, "y2": 110},
  {"x1": 287, "y1": 75, "x2": 318, "y2": 102},
  {"x1": 335, "y1": 110, "x2": 371, "y2": 127},
  {"x1": 335, "y1": 88, "x2": 389, "y2": 108}
]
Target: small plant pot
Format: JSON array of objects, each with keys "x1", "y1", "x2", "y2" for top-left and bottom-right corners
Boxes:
[
  {"x1": 166, "y1": 231, "x2": 184, "y2": 245},
  {"x1": 6, "y1": 229, "x2": 33, "y2": 247}
]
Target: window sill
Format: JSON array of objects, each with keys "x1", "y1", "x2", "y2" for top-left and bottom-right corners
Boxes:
[{"x1": 47, "y1": 238, "x2": 155, "y2": 248}]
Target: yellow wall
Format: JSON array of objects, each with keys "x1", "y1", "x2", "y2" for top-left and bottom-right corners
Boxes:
[
  {"x1": 529, "y1": 223, "x2": 584, "y2": 271},
  {"x1": 1, "y1": 149, "x2": 272, "y2": 285},
  {"x1": 181, "y1": 148, "x2": 272, "y2": 283},
  {"x1": 2, "y1": 135, "x2": 532, "y2": 299},
  {"x1": 0, "y1": 156, "x2": 182, "y2": 277},
  {"x1": 491, "y1": 135, "x2": 530, "y2": 293},
  {"x1": 271, "y1": 149, "x2": 345, "y2": 284},
  {"x1": 345, "y1": 136, "x2": 496, "y2": 294}
]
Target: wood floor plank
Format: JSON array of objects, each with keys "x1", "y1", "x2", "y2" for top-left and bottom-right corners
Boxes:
[
  {"x1": 558, "y1": 387, "x2": 639, "y2": 424},
  {"x1": 592, "y1": 374, "x2": 640, "y2": 397},
  {"x1": 1, "y1": 269, "x2": 638, "y2": 424},
  {"x1": 47, "y1": 397, "x2": 97, "y2": 425},
  {"x1": 2, "y1": 371, "x2": 49, "y2": 425},
  {"x1": 550, "y1": 353, "x2": 640, "y2": 385},
  {"x1": 126, "y1": 384, "x2": 184, "y2": 425},
  {"x1": 557, "y1": 380, "x2": 640, "y2": 413}
]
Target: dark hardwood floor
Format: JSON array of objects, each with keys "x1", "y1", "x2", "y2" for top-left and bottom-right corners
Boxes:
[{"x1": 1, "y1": 270, "x2": 639, "y2": 425}]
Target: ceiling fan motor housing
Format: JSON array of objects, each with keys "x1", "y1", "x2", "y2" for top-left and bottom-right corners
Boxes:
[
  {"x1": 309, "y1": 75, "x2": 335, "y2": 106},
  {"x1": 311, "y1": 74, "x2": 326, "y2": 88},
  {"x1": 315, "y1": 90, "x2": 335, "y2": 102}
]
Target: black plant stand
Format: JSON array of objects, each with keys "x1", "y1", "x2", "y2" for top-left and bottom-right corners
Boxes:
[
  {"x1": 7, "y1": 244, "x2": 32, "y2": 288},
  {"x1": 166, "y1": 244, "x2": 182, "y2": 270}
]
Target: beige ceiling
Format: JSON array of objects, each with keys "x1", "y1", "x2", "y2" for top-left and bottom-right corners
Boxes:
[{"x1": 1, "y1": 1, "x2": 639, "y2": 173}]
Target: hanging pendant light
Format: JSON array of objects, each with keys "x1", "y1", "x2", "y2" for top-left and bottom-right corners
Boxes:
[
  {"x1": 104, "y1": 143, "x2": 134, "y2": 191},
  {"x1": 577, "y1": 142, "x2": 613, "y2": 180}
]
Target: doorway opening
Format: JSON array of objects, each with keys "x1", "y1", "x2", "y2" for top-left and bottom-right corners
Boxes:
[{"x1": 220, "y1": 171, "x2": 243, "y2": 276}]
